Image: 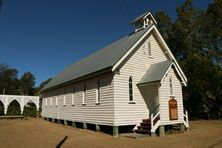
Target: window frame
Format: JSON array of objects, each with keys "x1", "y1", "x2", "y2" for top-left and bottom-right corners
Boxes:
[
  {"x1": 170, "y1": 77, "x2": 174, "y2": 96},
  {"x1": 148, "y1": 40, "x2": 152, "y2": 57},
  {"x1": 50, "y1": 97, "x2": 52, "y2": 107},
  {"x1": 63, "y1": 91, "x2": 66, "y2": 106},
  {"x1": 72, "y1": 86, "x2": 75, "y2": 106},
  {"x1": 96, "y1": 80, "x2": 101, "y2": 104},
  {"x1": 55, "y1": 96, "x2": 58, "y2": 106},
  {"x1": 45, "y1": 98, "x2": 47, "y2": 107},
  {"x1": 129, "y1": 76, "x2": 134, "y2": 102},
  {"x1": 82, "y1": 82, "x2": 86, "y2": 105}
]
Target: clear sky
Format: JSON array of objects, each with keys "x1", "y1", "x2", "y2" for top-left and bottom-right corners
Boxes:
[{"x1": 0, "y1": 0, "x2": 213, "y2": 86}]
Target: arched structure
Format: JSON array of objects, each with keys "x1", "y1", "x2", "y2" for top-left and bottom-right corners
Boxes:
[
  {"x1": 0, "y1": 95, "x2": 39, "y2": 115},
  {"x1": 0, "y1": 100, "x2": 4, "y2": 115},
  {"x1": 7, "y1": 100, "x2": 21, "y2": 115},
  {"x1": 23, "y1": 100, "x2": 37, "y2": 117}
]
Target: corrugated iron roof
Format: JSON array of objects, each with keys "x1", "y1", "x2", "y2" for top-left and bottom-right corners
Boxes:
[
  {"x1": 41, "y1": 25, "x2": 153, "y2": 92},
  {"x1": 138, "y1": 60, "x2": 173, "y2": 85}
]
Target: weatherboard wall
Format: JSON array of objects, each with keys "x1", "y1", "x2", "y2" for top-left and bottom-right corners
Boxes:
[
  {"x1": 114, "y1": 32, "x2": 169, "y2": 126},
  {"x1": 42, "y1": 73, "x2": 114, "y2": 125},
  {"x1": 160, "y1": 67, "x2": 184, "y2": 125}
]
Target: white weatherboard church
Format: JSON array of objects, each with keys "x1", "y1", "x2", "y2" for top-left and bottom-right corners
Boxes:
[{"x1": 41, "y1": 11, "x2": 189, "y2": 136}]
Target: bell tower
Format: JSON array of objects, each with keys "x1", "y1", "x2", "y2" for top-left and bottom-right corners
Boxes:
[{"x1": 131, "y1": 11, "x2": 157, "y2": 32}]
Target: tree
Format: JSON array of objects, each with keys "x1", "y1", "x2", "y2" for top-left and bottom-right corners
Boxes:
[
  {"x1": 19, "y1": 72, "x2": 36, "y2": 95},
  {"x1": 156, "y1": 0, "x2": 222, "y2": 119},
  {"x1": 0, "y1": 0, "x2": 3, "y2": 11},
  {"x1": 155, "y1": 11, "x2": 174, "y2": 52},
  {"x1": 34, "y1": 78, "x2": 52, "y2": 96},
  {"x1": 0, "y1": 64, "x2": 20, "y2": 95},
  {"x1": 204, "y1": 0, "x2": 222, "y2": 66}
]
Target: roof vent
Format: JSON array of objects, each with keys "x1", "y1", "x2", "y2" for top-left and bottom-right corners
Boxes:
[{"x1": 131, "y1": 11, "x2": 157, "y2": 32}]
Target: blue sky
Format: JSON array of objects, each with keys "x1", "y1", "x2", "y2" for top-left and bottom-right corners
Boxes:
[{"x1": 0, "y1": 0, "x2": 212, "y2": 86}]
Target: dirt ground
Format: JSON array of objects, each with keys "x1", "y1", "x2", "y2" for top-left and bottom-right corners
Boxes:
[{"x1": 0, "y1": 118, "x2": 222, "y2": 148}]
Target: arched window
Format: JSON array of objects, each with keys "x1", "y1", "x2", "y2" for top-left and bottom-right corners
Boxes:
[
  {"x1": 129, "y1": 76, "x2": 134, "y2": 102},
  {"x1": 169, "y1": 98, "x2": 178, "y2": 120},
  {"x1": 170, "y1": 77, "x2": 173, "y2": 95},
  {"x1": 148, "y1": 41, "x2": 151, "y2": 56}
]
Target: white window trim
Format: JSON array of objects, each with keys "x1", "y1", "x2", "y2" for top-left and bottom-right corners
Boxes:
[
  {"x1": 63, "y1": 92, "x2": 66, "y2": 106},
  {"x1": 50, "y1": 97, "x2": 52, "y2": 107},
  {"x1": 148, "y1": 40, "x2": 152, "y2": 57},
  {"x1": 129, "y1": 76, "x2": 135, "y2": 103},
  {"x1": 170, "y1": 76, "x2": 174, "y2": 96},
  {"x1": 55, "y1": 96, "x2": 58, "y2": 106},
  {"x1": 96, "y1": 80, "x2": 100, "y2": 104},
  {"x1": 82, "y1": 83, "x2": 86, "y2": 105},
  {"x1": 45, "y1": 98, "x2": 47, "y2": 107},
  {"x1": 72, "y1": 88, "x2": 75, "y2": 106}
]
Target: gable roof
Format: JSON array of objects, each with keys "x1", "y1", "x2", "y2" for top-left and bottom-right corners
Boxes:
[
  {"x1": 41, "y1": 12, "x2": 188, "y2": 93},
  {"x1": 41, "y1": 25, "x2": 153, "y2": 92},
  {"x1": 138, "y1": 60, "x2": 173, "y2": 85},
  {"x1": 138, "y1": 60, "x2": 186, "y2": 86}
]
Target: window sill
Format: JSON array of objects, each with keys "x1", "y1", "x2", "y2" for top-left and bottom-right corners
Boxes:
[
  {"x1": 148, "y1": 56, "x2": 153, "y2": 59},
  {"x1": 95, "y1": 102, "x2": 101, "y2": 105},
  {"x1": 128, "y1": 101, "x2": 136, "y2": 104},
  {"x1": 82, "y1": 104, "x2": 86, "y2": 106}
]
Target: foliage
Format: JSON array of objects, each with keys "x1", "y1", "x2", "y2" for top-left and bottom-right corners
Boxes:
[
  {"x1": 156, "y1": 0, "x2": 222, "y2": 119},
  {"x1": 0, "y1": 64, "x2": 20, "y2": 95},
  {"x1": 0, "y1": 101, "x2": 4, "y2": 115},
  {"x1": 0, "y1": 0, "x2": 2, "y2": 11},
  {"x1": 19, "y1": 72, "x2": 36, "y2": 95},
  {"x1": 34, "y1": 78, "x2": 52, "y2": 96},
  {"x1": 23, "y1": 102, "x2": 37, "y2": 117},
  {"x1": 6, "y1": 100, "x2": 21, "y2": 115},
  {"x1": 0, "y1": 64, "x2": 38, "y2": 96}
]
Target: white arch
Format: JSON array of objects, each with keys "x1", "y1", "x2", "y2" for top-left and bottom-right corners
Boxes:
[
  {"x1": 0, "y1": 99, "x2": 5, "y2": 115},
  {"x1": 0, "y1": 95, "x2": 39, "y2": 115},
  {"x1": 7, "y1": 97, "x2": 23, "y2": 109},
  {"x1": 23, "y1": 99, "x2": 38, "y2": 110},
  {"x1": 0, "y1": 96, "x2": 6, "y2": 109},
  {"x1": 7, "y1": 99, "x2": 22, "y2": 114}
]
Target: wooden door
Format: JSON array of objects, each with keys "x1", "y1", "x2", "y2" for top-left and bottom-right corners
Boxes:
[{"x1": 169, "y1": 98, "x2": 178, "y2": 120}]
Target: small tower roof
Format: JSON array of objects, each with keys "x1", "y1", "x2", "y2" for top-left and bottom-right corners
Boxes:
[{"x1": 131, "y1": 11, "x2": 157, "y2": 25}]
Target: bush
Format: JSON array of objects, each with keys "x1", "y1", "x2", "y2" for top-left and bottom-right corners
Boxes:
[
  {"x1": 23, "y1": 102, "x2": 37, "y2": 117},
  {"x1": 7, "y1": 100, "x2": 21, "y2": 115}
]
